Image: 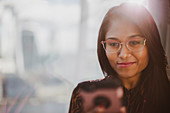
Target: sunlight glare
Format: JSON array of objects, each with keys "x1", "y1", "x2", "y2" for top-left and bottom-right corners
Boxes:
[{"x1": 127, "y1": 0, "x2": 148, "y2": 8}]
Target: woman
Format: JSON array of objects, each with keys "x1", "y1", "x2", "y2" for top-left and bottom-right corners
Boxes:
[{"x1": 69, "y1": 3, "x2": 170, "y2": 113}]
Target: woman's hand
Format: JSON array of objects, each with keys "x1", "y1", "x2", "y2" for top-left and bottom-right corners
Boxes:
[
  {"x1": 86, "y1": 105, "x2": 126, "y2": 113},
  {"x1": 86, "y1": 105, "x2": 105, "y2": 113}
]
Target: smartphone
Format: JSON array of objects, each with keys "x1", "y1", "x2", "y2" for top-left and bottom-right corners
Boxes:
[{"x1": 79, "y1": 79, "x2": 123, "y2": 113}]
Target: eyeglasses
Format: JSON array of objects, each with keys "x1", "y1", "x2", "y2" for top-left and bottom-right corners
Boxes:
[{"x1": 101, "y1": 38, "x2": 146, "y2": 53}]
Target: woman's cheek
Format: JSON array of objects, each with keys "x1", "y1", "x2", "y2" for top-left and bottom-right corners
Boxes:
[{"x1": 106, "y1": 54, "x2": 117, "y2": 69}]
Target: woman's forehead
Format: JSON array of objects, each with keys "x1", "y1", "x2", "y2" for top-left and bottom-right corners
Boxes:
[{"x1": 105, "y1": 18, "x2": 142, "y2": 41}]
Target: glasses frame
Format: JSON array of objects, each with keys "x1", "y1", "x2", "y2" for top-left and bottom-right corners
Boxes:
[{"x1": 101, "y1": 37, "x2": 146, "y2": 53}]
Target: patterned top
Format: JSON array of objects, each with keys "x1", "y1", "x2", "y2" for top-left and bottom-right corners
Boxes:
[
  {"x1": 69, "y1": 76, "x2": 170, "y2": 113},
  {"x1": 69, "y1": 85, "x2": 83, "y2": 113},
  {"x1": 68, "y1": 78, "x2": 146, "y2": 113}
]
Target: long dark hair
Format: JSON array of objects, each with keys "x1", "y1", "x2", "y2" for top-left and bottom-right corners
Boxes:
[{"x1": 97, "y1": 3, "x2": 170, "y2": 113}]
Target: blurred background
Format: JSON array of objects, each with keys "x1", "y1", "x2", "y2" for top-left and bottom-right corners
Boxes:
[{"x1": 0, "y1": 0, "x2": 169, "y2": 113}]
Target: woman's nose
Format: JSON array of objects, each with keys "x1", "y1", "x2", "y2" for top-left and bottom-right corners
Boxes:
[{"x1": 118, "y1": 44, "x2": 131, "y2": 59}]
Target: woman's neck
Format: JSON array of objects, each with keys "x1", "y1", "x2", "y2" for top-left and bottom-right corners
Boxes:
[{"x1": 120, "y1": 73, "x2": 141, "y2": 90}]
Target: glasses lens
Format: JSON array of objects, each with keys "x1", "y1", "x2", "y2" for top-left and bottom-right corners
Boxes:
[
  {"x1": 127, "y1": 38, "x2": 145, "y2": 51},
  {"x1": 103, "y1": 40, "x2": 120, "y2": 53}
]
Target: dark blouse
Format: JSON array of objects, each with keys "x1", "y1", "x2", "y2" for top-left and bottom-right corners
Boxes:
[
  {"x1": 68, "y1": 78, "x2": 146, "y2": 113},
  {"x1": 68, "y1": 78, "x2": 170, "y2": 113},
  {"x1": 69, "y1": 84, "x2": 83, "y2": 113}
]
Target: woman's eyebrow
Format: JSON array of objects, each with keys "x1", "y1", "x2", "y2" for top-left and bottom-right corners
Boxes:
[
  {"x1": 106, "y1": 37, "x2": 119, "y2": 41},
  {"x1": 128, "y1": 35, "x2": 144, "y2": 39}
]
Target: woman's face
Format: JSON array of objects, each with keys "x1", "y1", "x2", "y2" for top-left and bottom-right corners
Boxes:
[{"x1": 105, "y1": 19, "x2": 149, "y2": 79}]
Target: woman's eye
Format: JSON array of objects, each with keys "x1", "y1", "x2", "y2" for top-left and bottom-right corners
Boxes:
[
  {"x1": 129, "y1": 41, "x2": 140, "y2": 46},
  {"x1": 109, "y1": 42, "x2": 119, "y2": 47}
]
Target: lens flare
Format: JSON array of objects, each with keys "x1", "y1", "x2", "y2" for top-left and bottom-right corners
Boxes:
[{"x1": 127, "y1": 0, "x2": 148, "y2": 8}]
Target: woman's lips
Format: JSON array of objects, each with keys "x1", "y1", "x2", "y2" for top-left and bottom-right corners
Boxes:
[{"x1": 117, "y1": 62, "x2": 135, "y2": 68}]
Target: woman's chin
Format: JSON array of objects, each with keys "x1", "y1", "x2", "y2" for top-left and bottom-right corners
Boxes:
[{"x1": 117, "y1": 72, "x2": 140, "y2": 79}]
